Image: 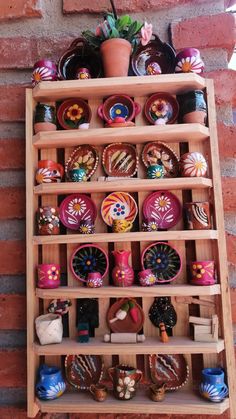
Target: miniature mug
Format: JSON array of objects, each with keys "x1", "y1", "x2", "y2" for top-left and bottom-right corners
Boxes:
[
  {"x1": 184, "y1": 202, "x2": 211, "y2": 230},
  {"x1": 37, "y1": 206, "x2": 60, "y2": 235},
  {"x1": 138, "y1": 269, "x2": 156, "y2": 286},
  {"x1": 147, "y1": 164, "x2": 164, "y2": 179},
  {"x1": 199, "y1": 368, "x2": 228, "y2": 402},
  {"x1": 36, "y1": 160, "x2": 64, "y2": 184},
  {"x1": 149, "y1": 383, "x2": 166, "y2": 402},
  {"x1": 78, "y1": 219, "x2": 95, "y2": 234},
  {"x1": 190, "y1": 260, "x2": 216, "y2": 285},
  {"x1": 37, "y1": 264, "x2": 60, "y2": 288},
  {"x1": 89, "y1": 384, "x2": 108, "y2": 402},
  {"x1": 86, "y1": 272, "x2": 103, "y2": 288},
  {"x1": 69, "y1": 168, "x2": 87, "y2": 182},
  {"x1": 112, "y1": 219, "x2": 133, "y2": 233}
]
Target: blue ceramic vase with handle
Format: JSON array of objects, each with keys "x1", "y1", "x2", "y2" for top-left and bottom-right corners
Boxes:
[
  {"x1": 199, "y1": 367, "x2": 228, "y2": 402},
  {"x1": 36, "y1": 364, "x2": 66, "y2": 400}
]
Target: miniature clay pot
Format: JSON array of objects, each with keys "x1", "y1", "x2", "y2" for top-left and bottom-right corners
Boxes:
[
  {"x1": 175, "y1": 48, "x2": 204, "y2": 74},
  {"x1": 147, "y1": 164, "x2": 164, "y2": 179},
  {"x1": 179, "y1": 152, "x2": 208, "y2": 177},
  {"x1": 37, "y1": 206, "x2": 60, "y2": 235},
  {"x1": 138, "y1": 269, "x2": 156, "y2": 286},
  {"x1": 144, "y1": 93, "x2": 179, "y2": 125},
  {"x1": 86, "y1": 272, "x2": 103, "y2": 288},
  {"x1": 112, "y1": 250, "x2": 134, "y2": 287},
  {"x1": 57, "y1": 98, "x2": 92, "y2": 130},
  {"x1": 98, "y1": 94, "x2": 141, "y2": 124},
  {"x1": 35, "y1": 314, "x2": 63, "y2": 345},
  {"x1": 190, "y1": 260, "x2": 216, "y2": 285},
  {"x1": 36, "y1": 364, "x2": 66, "y2": 400},
  {"x1": 69, "y1": 168, "x2": 87, "y2": 182},
  {"x1": 37, "y1": 264, "x2": 60, "y2": 288},
  {"x1": 78, "y1": 219, "x2": 95, "y2": 235},
  {"x1": 36, "y1": 160, "x2": 64, "y2": 184},
  {"x1": 199, "y1": 368, "x2": 228, "y2": 402},
  {"x1": 32, "y1": 59, "x2": 57, "y2": 87},
  {"x1": 184, "y1": 202, "x2": 211, "y2": 230},
  {"x1": 108, "y1": 365, "x2": 142, "y2": 400},
  {"x1": 112, "y1": 219, "x2": 133, "y2": 233},
  {"x1": 90, "y1": 384, "x2": 108, "y2": 402},
  {"x1": 34, "y1": 103, "x2": 57, "y2": 133},
  {"x1": 100, "y1": 38, "x2": 132, "y2": 77},
  {"x1": 149, "y1": 383, "x2": 166, "y2": 402},
  {"x1": 75, "y1": 67, "x2": 91, "y2": 80},
  {"x1": 177, "y1": 90, "x2": 207, "y2": 125}
]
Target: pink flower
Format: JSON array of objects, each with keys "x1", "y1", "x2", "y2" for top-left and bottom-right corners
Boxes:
[{"x1": 140, "y1": 22, "x2": 153, "y2": 46}]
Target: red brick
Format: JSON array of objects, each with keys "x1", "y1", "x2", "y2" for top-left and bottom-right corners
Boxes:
[
  {"x1": 217, "y1": 123, "x2": 236, "y2": 159},
  {"x1": 222, "y1": 178, "x2": 236, "y2": 212},
  {"x1": 231, "y1": 289, "x2": 236, "y2": 323},
  {"x1": 63, "y1": 0, "x2": 207, "y2": 13},
  {"x1": 206, "y1": 69, "x2": 236, "y2": 106},
  {"x1": 172, "y1": 13, "x2": 236, "y2": 55},
  {"x1": 0, "y1": 294, "x2": 26, "y2": 329},
  {"x1": 0, "y1": 0, "x2": 42, "y2": 21},
  {"x1": 0, "y1": 85, "x2": 26, "y2": 122},
  {"x1": 0, "y1": 240, "x2": 25, "y2": 274},
  {"x1": 0, "y1": 187, "x2": 25, "y2": 219},
  {"x1": 0, "y1": 138, "x2": 25, "y2": 169},
  {"x1": 0, "y1": 349, "x2": 26, "y2": 385},
  {"x1": 226, "y1": 233, "x2": 236, "y2": 265}
]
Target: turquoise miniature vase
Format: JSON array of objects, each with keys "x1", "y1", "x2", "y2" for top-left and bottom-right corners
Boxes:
[
  {"x1": 36, "y1": 364, "x2": 66, "y2": 400},
  {"x1": 199, "y1": 368, "x2": 228, "y2": 402},
  {"x1": 69, "y1": 168, "x2": 87, "y2": 182},
  {"x1": 147, "y1": 164, "x2": 164, "y2": 179}
]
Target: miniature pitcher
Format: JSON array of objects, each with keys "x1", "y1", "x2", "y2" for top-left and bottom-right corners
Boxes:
[
  {"x1": 108, "y1": 365, "x2": 142, "y2": 400},
  {"x1": 199, "y1": 367, "x2": 228, "y2": 402},
  {"x1": 112, "y1": 250, "x2": 134, "y2": 287},
  {"x1": 36, "y1": 364, "x2": 66, "y2": 400}
]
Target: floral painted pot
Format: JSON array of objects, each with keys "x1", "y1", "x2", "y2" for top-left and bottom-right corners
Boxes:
[
  {"x1": 144, "y1": 93, "x2": 179, "y2": 125},
  {"x1": 37, "y1": 206, "x2": 60, "y2": 235},
  {"x1": 34, "y1": 103, "x2": 57, "y2": 133},
  {"x1": 37, "y1": 264, "x2": 60, "y2": 288},
  {"x1": 32, "y1": 60, "x2": 57, "y2": 87},
  {"x1": 98, "y1": 94, "x2": 141, "y2": 124},
  {"x1": 36, "y1": 364, "x2": 66, "y2": 400},
  {"x1": 175, "y1": 48, "x2": 204, "y2": 74},
  {"x1": 190, "y1": 260, "x2": 216, "y2": 285},
  {"x1": 86, "y1": 272, "x2": 103, "y2": 288},
  {"x1": 69, "y1": 168, "x2": 87, "y2": 182},
  {"x1": 141, "y1": 218, "x2": 159, "y2": 232},
  {"x1": 179, "y1": 152, "x2": 208, "y2": 177},
  {"x1": 112, "y1": 250, "x2": 134, "y2": 287},
  {"x1": 138, "y1": 269, "x2": 156, "y2": 286},
  {"x1": 36, "y1": 160, "x2": 64, "y2": 184},
  {"x1": 147, "y1": 164, "x2": 164, "y2": 179},
  {"x1": 78, "y1": 219, "x2": 95, "y2": 235},
  {"x1": 199, "y1": 368, "x2": 228, "y2": 402},
  {"x1": 177, "y1": 90, "x2": 207, "y2": 125},
  {"x1": 75, "y1": 67, "x2": 91, "y2": 79},
  {"x1": 35, "y1": 313, "x2": 63, "y2": 345},
  {"x1": 184, "y1": 201, "x2": 211, "y2": 230},
  {"x1": 108, "y1": 365, "x2": 142, "y2": 400}
]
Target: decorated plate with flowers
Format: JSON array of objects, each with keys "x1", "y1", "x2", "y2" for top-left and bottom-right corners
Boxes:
[
  {"x1": 144, "y1": 93, "x2": 179, "y2": 125},
  {"x1": 141, "y1": 142, "x2": 179, "y2": 177},
  {"x1": 149, "y1": 354, "x2": 189, "y2": 390},
  {"x1": 141, "y1": 242, "x2": 182, "y2": 283},
  {"x1": 102, "y1": 143, "x2": 138, "y2": 177},
  {"x1": 101, "y1": 192, "x2": 138, "y2": 227},
  {"x1": 65, "y1": 145, "x2": 99, "y2": 180},
  {"x1": 59, "y1": 194, "x2": 97, "y2": 230},
  {"x1": 57, "y1": 98, "x2": 92, "y2": 130},
  {"x1": 70, "y1": 244, "x2": 109, "y2": 282},
  {"x1": 65, "y1": 355, "x2": 104, "y2": 390},
  {"x1": 142, "y1": 191, "x2": 181, "y2": 230}
]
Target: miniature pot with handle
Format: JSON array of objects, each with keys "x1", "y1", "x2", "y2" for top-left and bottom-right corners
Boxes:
[
  {"x1": 36, "y1": 364, "x2": 66, "y2": 400},
  {"x1": 108, "y1": 365, "x2": 142, "y2": 400},
  {"x1": 199, "y1": 367, "x2": 228, "y2": 402},
  {"x1": 97, "y1": 94, "x2": 141, "y2": 123}
]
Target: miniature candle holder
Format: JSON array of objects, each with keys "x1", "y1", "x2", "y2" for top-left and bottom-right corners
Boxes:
[
  {"x1": 184, "y1": 202, "x2": 211, "y2": 230},
  {"x1": 37, "y1": 264, "x2": 60, "y2": 288},
  {"x1": 37, "y1": 206, "x2": 60, "y2": 235},
  {"x1": 190, "y1": 261, "x2": 216, "y2": 285}
]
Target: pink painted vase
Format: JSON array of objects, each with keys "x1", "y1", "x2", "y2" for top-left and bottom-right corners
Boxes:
[
  {"x1": 112, "y1": 250, "x2": 134, "y2": 287},
  {"x1": 37, "y1": 264, "x2": 60, "y2": 288},
  {"x1": 190, "y1": 260, "x2": 216, "y2": 285}
]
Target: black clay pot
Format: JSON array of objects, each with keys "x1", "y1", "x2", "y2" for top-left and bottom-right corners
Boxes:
[
  {"x1": 34, "y1": 103, "x2": 56, "y2": 133},
  {"x1": 177, "y1": 90, "x2": 207, "y2": 125}
]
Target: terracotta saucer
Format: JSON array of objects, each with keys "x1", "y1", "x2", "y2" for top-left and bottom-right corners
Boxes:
[
  {"x1": 144, "y1": 93, "x2": 179, "y2": 125},
  {"x1": 102, "y1": 143, "x2": 138, "y2": 177},
  {"x1": 65, "y1": 145, "x2": 99, "y2": 180}
]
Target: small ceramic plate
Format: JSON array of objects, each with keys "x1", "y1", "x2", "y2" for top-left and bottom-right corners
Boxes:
[
  {"x1": 142, "y1": 191, "x2": 181, "y2": 230},
  {"x1": 149, "y1": 354, "x2": 189, "y2": 391},
  {"x1": 141, "y1": 242, "x2": 182, "y2": 283},
  {"x1": 70, "y1": 244, "x2": 109, "y2": 282},
  {"x1": 57, "y1": 98, "x2": 91, "y2": 130},
  {"x1": 65, "y1": 145, "x2": 99, "y2": 180},
  {"x1": 101, "y1": 192, "x2": 138, "y2": 227},
  {"x1": 102, "y1": 143, "x2": 138, "y2": 177},
  {"x1": 65, "y1": 355, "x2": 104, "y2": 390},
  {"x1": 142, "y1": 142, "x2": 179, "y2": 177},
  {"x1": 59, "y1": 194, "x2": 97, "y2": 230},
  {"x1": 107, "y1": 298, "x2": 145, "y2": 333},
  {"x1": 144, "y1": 93, "x2": 179, "y2": 125}
]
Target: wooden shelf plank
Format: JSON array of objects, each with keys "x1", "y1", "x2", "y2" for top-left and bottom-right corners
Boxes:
[
  {"x1": 34, "y1": 177, "x2": 213, "y2": 195},
  {"x1": 37, "y1": 389, "x2": 229, "y2": 415},
  {"x1": 34, "y1": 336, "x2": 225, "y2": 355},
  {"x1": 36, "y1": 284, "x2": 221, "y2": 299},
  {"x1": 33, "y1": 124, "x2": 209, "y2": 148},
  {"x1": 32, "y1": 74, "x2": 206, "y2": 101},
  {"x1": 33, "y1": 230, "x2": 218, "y2": 245}
]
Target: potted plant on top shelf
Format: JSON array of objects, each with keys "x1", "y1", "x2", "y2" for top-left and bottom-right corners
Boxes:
[{"x1": 82, "y1": 0, "x2": 152, "y2": 77}]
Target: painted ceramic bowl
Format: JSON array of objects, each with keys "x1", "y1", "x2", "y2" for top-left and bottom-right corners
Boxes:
[
  {"x1": 57, "y1": 38, "x2": 102, "y2": 80},
  {"x1": 32, "y1": 59, "x2": 57, "y2": 87},
  {"x1": 70, "y1": 244, "x2": 109, "y2": 283},
  {"x1": 102, "y1": 143, "x2": 138, "y2": 178},
  {"x1": 175, "y1": 48, "x2": 204, "y2": 74},
  {"x1": 144, "y1": 93, "x2": 179, "y2": 125},
  {"x1": 98, "y1": 95, "x2": 141, "y2": 124},
  {"x1": 142, "y1": 142, "x2": 179, "y2": 177},
  {"x1": 57, "y1": 98, "x2": 92, "y2": 130},
  {"x1": 149, "y1": 354, "x2": 189, "y2": 390},
  {"x1": 131, "y1": 35, "x2": 176, "y2": 76},
  {"x1": 65, "y1": 355, "x2": 104, "y2": 390},
  {"x1": 179, "y1": 152, "x2": 208, "y2": 177},
  {"x1": 65, "y1": 145, "x2": 99, "y2": 181}
]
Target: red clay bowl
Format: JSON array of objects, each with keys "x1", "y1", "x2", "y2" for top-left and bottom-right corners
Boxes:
[
  {"x1": 57, "y1": 98, "x2": 92, "y2": 130},
  {"x1": 144, "y1": 93, "x2": 179, "y2": 125}
]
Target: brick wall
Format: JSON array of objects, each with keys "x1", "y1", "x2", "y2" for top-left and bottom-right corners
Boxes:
[{"x1": 0, "y1": 0, "x2": 235, "y2": 418}]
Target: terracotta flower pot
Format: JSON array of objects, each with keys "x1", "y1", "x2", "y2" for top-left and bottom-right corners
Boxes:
[{"x1": 100, "y1": 38, "x2": 132, "y2": 77}]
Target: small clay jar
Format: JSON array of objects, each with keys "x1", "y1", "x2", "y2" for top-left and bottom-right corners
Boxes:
[
  {"x1": 37, "y1": 206, "x2": 60, "y2": 235},
  {"x1": 177, "y1": 90, "x2": 207, "y2": 125},
  {"x1": 32, "y1": 59, "x2": 57, "y2": 86},
  {"x1": 149, "y1": 383, "x2": 166, "y2": 402},
  {"x1": 89, "y1": 384, "x2": 108, "y2": 402},
  {"x1": 34, "y1": 103, "x2": 57, "y2": 133}
]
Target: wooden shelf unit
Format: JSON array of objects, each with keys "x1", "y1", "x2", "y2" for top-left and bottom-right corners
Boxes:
[{"x1": 26, "y1": 74, "x2": 236, "y2": 418}]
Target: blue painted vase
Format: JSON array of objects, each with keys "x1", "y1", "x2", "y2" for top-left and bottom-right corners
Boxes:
[
  {"x1": 36, "y1": 365, "x2": 66, "y2": 400},
  {"x1": 147, "y1": 164, "x2": 164, "y2": 179},
  {"x1": 199, "y1": 368, "x2": 228, "y2": 402}
]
